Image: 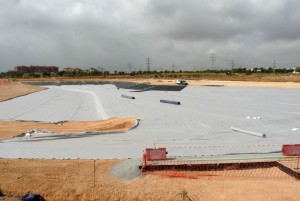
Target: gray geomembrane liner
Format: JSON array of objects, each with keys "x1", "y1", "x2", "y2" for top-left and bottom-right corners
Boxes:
[{"x1": 0, "y1": 84, "x2": 299, "y2": 159}]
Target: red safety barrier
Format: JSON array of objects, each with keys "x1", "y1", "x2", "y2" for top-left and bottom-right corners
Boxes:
[
  {"x1": 160, "y1": 171, "x2": 218, "y2": 179},
  {"x1": 142, "y1": 158, "x2": 300, "y2": 180},
  {"x1": 145, "y1": 148, "x2": 167, "y2": 160},
  {"x1": 140, "y1": 146, "x2": 300, "y2": 180},
  {"x1": 141, "y1": 152, "x2": 147, "y2": 172},
  {"x1": 282, "y1": 144, "x2": 300, "y2": 156}
]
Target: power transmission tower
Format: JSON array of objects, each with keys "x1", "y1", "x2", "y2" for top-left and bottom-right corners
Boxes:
[
  {"x1": 172, "y1": 64, "x2": 175, "y2": 72},
  {"x1": 146, "y1": 58, "x2": 151, "y2": 72},
  {"x1": 231, "y1": 60, "x2": 235, "y2": 75},
  {"x1": 128, "y1": 62, "x2": 132, "y2": 73},
  {"x1": 210, "y1": 53, "x2": 216, "y2": 70},
  {"x1": 273, "y1": 60, "x2": 276, "y2": 74},
  {"x1": 97, "y1": 66, "x2": 104, "y2": 76}
]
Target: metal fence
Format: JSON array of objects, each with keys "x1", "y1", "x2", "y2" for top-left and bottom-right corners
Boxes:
[{"x1": 142, "y1": 156, "x2": 300, "y2": 180}]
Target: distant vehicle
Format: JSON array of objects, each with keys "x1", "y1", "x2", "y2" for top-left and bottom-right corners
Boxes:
[{"x1": 175, "y1": 79, "x2": 188, "y2": 85}]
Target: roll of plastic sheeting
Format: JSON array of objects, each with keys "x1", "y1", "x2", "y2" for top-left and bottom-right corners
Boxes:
[
  {"x1": 121, "y1": 94, "x2": 135, "y2": 99},
  {"x1": 230, "y1": 126, "x2": 266, "y2": 138},
  {"x1": 160, "y1": 99, "x2": 181, "y2": 105}
]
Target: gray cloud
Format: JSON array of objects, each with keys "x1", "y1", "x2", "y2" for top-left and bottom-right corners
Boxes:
[{"x1": 0, "y1": 0, "x2": 300, "y2": 72}]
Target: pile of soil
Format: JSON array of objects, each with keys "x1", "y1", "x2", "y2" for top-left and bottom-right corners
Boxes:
[
  {"x1": 0, "y1": 117, "x2": 138, "y2": 139},
  {"x1": 0, "y1": 82, "x2": 46, "y2": 102}
]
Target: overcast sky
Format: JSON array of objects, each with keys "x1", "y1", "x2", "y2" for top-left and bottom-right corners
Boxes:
[{"x1": 1, "y1": 0, "x2": 300, "y2": 72}]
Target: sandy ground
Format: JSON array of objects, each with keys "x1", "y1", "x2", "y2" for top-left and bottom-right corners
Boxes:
[
  {"x1": 0, "y1": 117, "x2": 137, "y2": 139},
  {"x1": 59, "y1": 77, "x2": 300, "y2": 88},
  {"x1": 0, "y1": 80, "x2": 47, "y2": 102},
  {"x1": 15, "y1": 76, "x2": 300, "y2": 88},
  {"x1": 0, "y1": 158, "x2": 300, "y2": 201},
  {"x1": 1, "y1": 79, "x2": 300, "y2": 200},
  {"x1": 125, "y1": 78, "x2": 300, "y2": 88}
]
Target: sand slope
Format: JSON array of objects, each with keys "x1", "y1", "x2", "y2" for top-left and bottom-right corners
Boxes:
[
  {"x1": 0, "y1": 82, "x2": 46, "y2": 102},
  {"x1": 0, "y1": 158, "x2": 299, "y2": 201},
  {"x1": 0, "y1": 117, "x2": 137, "y2": 139}
]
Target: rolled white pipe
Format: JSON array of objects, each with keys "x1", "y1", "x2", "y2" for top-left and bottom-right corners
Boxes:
[{"x1": 230, "y1": 127, "x2": 266, "y2": 138}]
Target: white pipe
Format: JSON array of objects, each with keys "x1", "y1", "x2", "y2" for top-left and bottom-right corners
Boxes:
[{"x1": 230, "y1": 127, "x2": 266, "y2": 138}]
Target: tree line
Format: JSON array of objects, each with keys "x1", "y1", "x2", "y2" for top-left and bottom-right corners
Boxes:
[{"x1": 0, "y1": 67, "x2": 299, "y2": 78}]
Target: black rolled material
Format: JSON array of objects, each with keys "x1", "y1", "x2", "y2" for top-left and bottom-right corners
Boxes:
[
  {"x1": 121, "y1": 94, "x2": 135, "y2": 99},
  {"x1": 160, "y1": 99, "x2": 180, "y2": 105}
]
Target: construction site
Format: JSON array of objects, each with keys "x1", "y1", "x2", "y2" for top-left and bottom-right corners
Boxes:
[{"x1": 0, "y1": 79, "x2": 300, "y2": 201}]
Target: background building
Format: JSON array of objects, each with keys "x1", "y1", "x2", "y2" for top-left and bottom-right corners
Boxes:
[{"x1": 14, "y1": 66, "x2": 59, "y2": 73}]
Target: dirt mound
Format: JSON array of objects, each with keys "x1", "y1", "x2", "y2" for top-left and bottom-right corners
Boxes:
[
  {"x1": 0, "y1": 117, "x2": 138, "y2": 139},
  {"x1": 0, "y1": 82, "x2": 46, "y2": 102}
]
